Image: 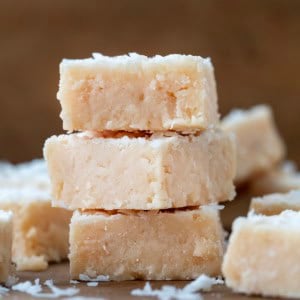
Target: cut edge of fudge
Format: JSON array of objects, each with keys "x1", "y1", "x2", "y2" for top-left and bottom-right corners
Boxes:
[{"x1": 250, "y1": 190, "x2": 300, "y2": 215}]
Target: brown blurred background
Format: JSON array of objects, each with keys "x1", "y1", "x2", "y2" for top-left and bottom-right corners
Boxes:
[{"x1": 0, "y1": 0, "x2": 299, "y2": 163}]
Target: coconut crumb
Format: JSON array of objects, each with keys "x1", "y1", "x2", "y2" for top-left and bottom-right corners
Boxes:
[
  {"x1": 79, "y1": 274, "x2": 109, "y2": 282},
  {"x1": 131, "y1": 274, "x2": 223, "y2": 300},
  {"x1": 63, "y1": 297, "x2": 106, "y2": 300},
  {"x1": 87, "y1": 282, "x2": 99, "y2": 287},
  {"x1": 12, "y1": 279, "x2": 43, "y2": 295},
  {"x1": 0, "y1": 285, "x2": 9, "y2": 294},
  {"x1": 12, "y1": 278, "x2": 79, "y2": 298},
  {"x1": 183, "y1": 274, "x2": 223, "y2": 292}
]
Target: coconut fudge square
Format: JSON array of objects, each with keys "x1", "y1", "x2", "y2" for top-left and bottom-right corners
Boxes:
[
  {"x1": 0, "y1": 210, "x2": 13, "y2": 283},
  {"x1": 221, "y1": 105, "x2": 285, "y2": 184},
  {"x1": 70, "y1": 206, "x2": 224, "y2": 281},
  {"x1": 44, "y1": 129, "x2": 236, "y2": 210},
  {"x1": 0, "y1": 160, "x2": 72, "y2": 271},
  {"x1": 58, "y1": 53, "x2": 219, "y2": 132},
  {"x1": 250, "y1": 190, "x2": 300, "y2": 216},
  {"x1": 223, "y1": 210, "x2": 300, "y2": 298},
  {"x1": 0, "y1": 188, "x2": 71, "y2": 271}
]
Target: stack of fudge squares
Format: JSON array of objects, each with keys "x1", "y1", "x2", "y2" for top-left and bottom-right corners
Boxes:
[{"x1": 44, "y1": 53, "x2": 236, "y2": 281}]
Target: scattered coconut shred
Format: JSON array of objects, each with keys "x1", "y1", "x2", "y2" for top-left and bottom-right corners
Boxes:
[
  {"x1": 11, "y1": 279, "x2": 79, "y2": 298},
  {"x1": 62, "y1": 297, "x2": 106, "y2": 300},
  {"x1": 131, "y1": 274, "x2": 223, "y2": 300},
  {"x1": 79, "y1": 274, "x2": 110, "y2": 282},
  {"x1": 87, "y1": 282, "x2": 99, "y2": 287},
  {"x1": 0, "y1": 273, "x2": 221, "y2": 299},
  {"x1": 0, "y1": 285, "x2": 9, "y2": 295}
]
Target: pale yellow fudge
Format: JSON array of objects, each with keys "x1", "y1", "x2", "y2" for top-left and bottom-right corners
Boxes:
[
  {"x1": 223, "y1": 210, "x2": 300, "y2": 298},
  {"x1": 44, "y1": 129, "x2": 236, "y2": 210},
  {"x1": 58, "y1": 53, "x2": 219, "y2": 132},
  {"x1": 250, "y1": 190, "x2": 300, "y2": 216},
  {"x1": 250, "y1": 162, "x2": 300, "y2": 196},
  {"x1": 0, "y1": 210, "x2": 13, "y2": 283},
  {"x1": 221, "y1": 105, "x2": 285, "y2": 184},
  {"x1": 70, "y1": 206, "x2": 224, "y2": 281},
  {"x1": 0, "y1": 160, "x2": 72, "y2": 271}
]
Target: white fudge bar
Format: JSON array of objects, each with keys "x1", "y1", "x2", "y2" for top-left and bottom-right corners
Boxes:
[
  {"x1": 44, "y1": 130, "x2": 236, "y2": 210},
  {"x1": 250, "y1": 190, "x2": 300, "y2": 216},
  {"x1": 0, "y1": 160, "x2": 71, "y2": 271},
  {"x1": 223, "y1": 211, "x2": 300, "y2": 298},
  {"x1": 70, "y1": 206, "x2": 224, "y2": 281},
  {"x1": 0, "y1": 210, "x2": 13, "y2": 283},
  {"x1": 221, "y1": 105, "x2": 285, "y2": 184},
  {"x1": 58, "y1": 53, "x2": 219, "y2": 132},
  {"x1": 251, "y1": 162, "x2": 300, "y2": 196}
]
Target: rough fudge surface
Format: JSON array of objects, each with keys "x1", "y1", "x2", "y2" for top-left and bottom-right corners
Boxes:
[
  {"x1": 0, "y1": 210, "x2": 13, "y2": 283},
  {"x1": 44, "y1": 129, "x2": 236, "y2": 210},
  {"x1": 221, "y1": 105, "x2": 285, "y2": 184},
  {"x1": 250, "y1": 190, "x2": 300, "y2": 216},
  {"x1": 70, "y1": 206, "x2": 224, "y2": 281},
  {"x1": 58, "y1": 53, "x2": 219, "y2": 132},
  {"x1": 223, "y1": 210, "x2": 300, "y2": 298}
]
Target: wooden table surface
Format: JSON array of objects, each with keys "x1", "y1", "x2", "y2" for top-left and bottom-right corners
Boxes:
[{"x1": 4, "y1": 262, "x2": 276, "y2": 299}]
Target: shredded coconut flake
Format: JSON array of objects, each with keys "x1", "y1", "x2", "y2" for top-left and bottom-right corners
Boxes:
[
  {"x1": 79, "y1": 274, "x2": 109, "y2": 282},
  {"x1": 205, "y1": 203, "x2": 225, "y2": 210},
  {"x1": 12, "y1": 279, "x2": 43, "y2": 295},
  {"x1": 63, "y1": 297, "x2": 105, "y2": 300},
  {"x1": 0, "y1": 285, "x2": 9, "y2": 294},
  {"x1": 183, "y1": 274, "x2": 223, "y2": 293},
  {"x1": 12, "y1": 278, "x2": 79, "y2": 298},
  {"x1": 87, "y1": 282, "x2": 99, "y2": 287},
  {"x1": 131, "y1": 274, "x2": 223, "y2": 300}
]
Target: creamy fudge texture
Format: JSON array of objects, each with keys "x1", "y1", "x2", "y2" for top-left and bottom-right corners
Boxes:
[
  {"x1": 223, "y1": 211, "x2": 300, "y2": 298},
  {"x1": 250, "y1": 190, "x2": 300, "y2": 216},
  {"x1": 0, "y1": 210, "x2": 13, "y2": 283},
  {"x1": 58, "y1": 53, "x2": 219, "y2": 132},
  {"x1": 250, "y1": 162, "x2": 300, "y2": 196},
  {"x1": 70, "y1": 206, "x2": 224, "y2": 281},
  {"x1": 44, "y1": 129, "x2": 236, "y2": 210},
  {"x1": 0, "y1": 160, "x2": 71, "y2": 271},
  {"x1": 221, "y1": 105, "x2": 285, "y2": 184}
]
